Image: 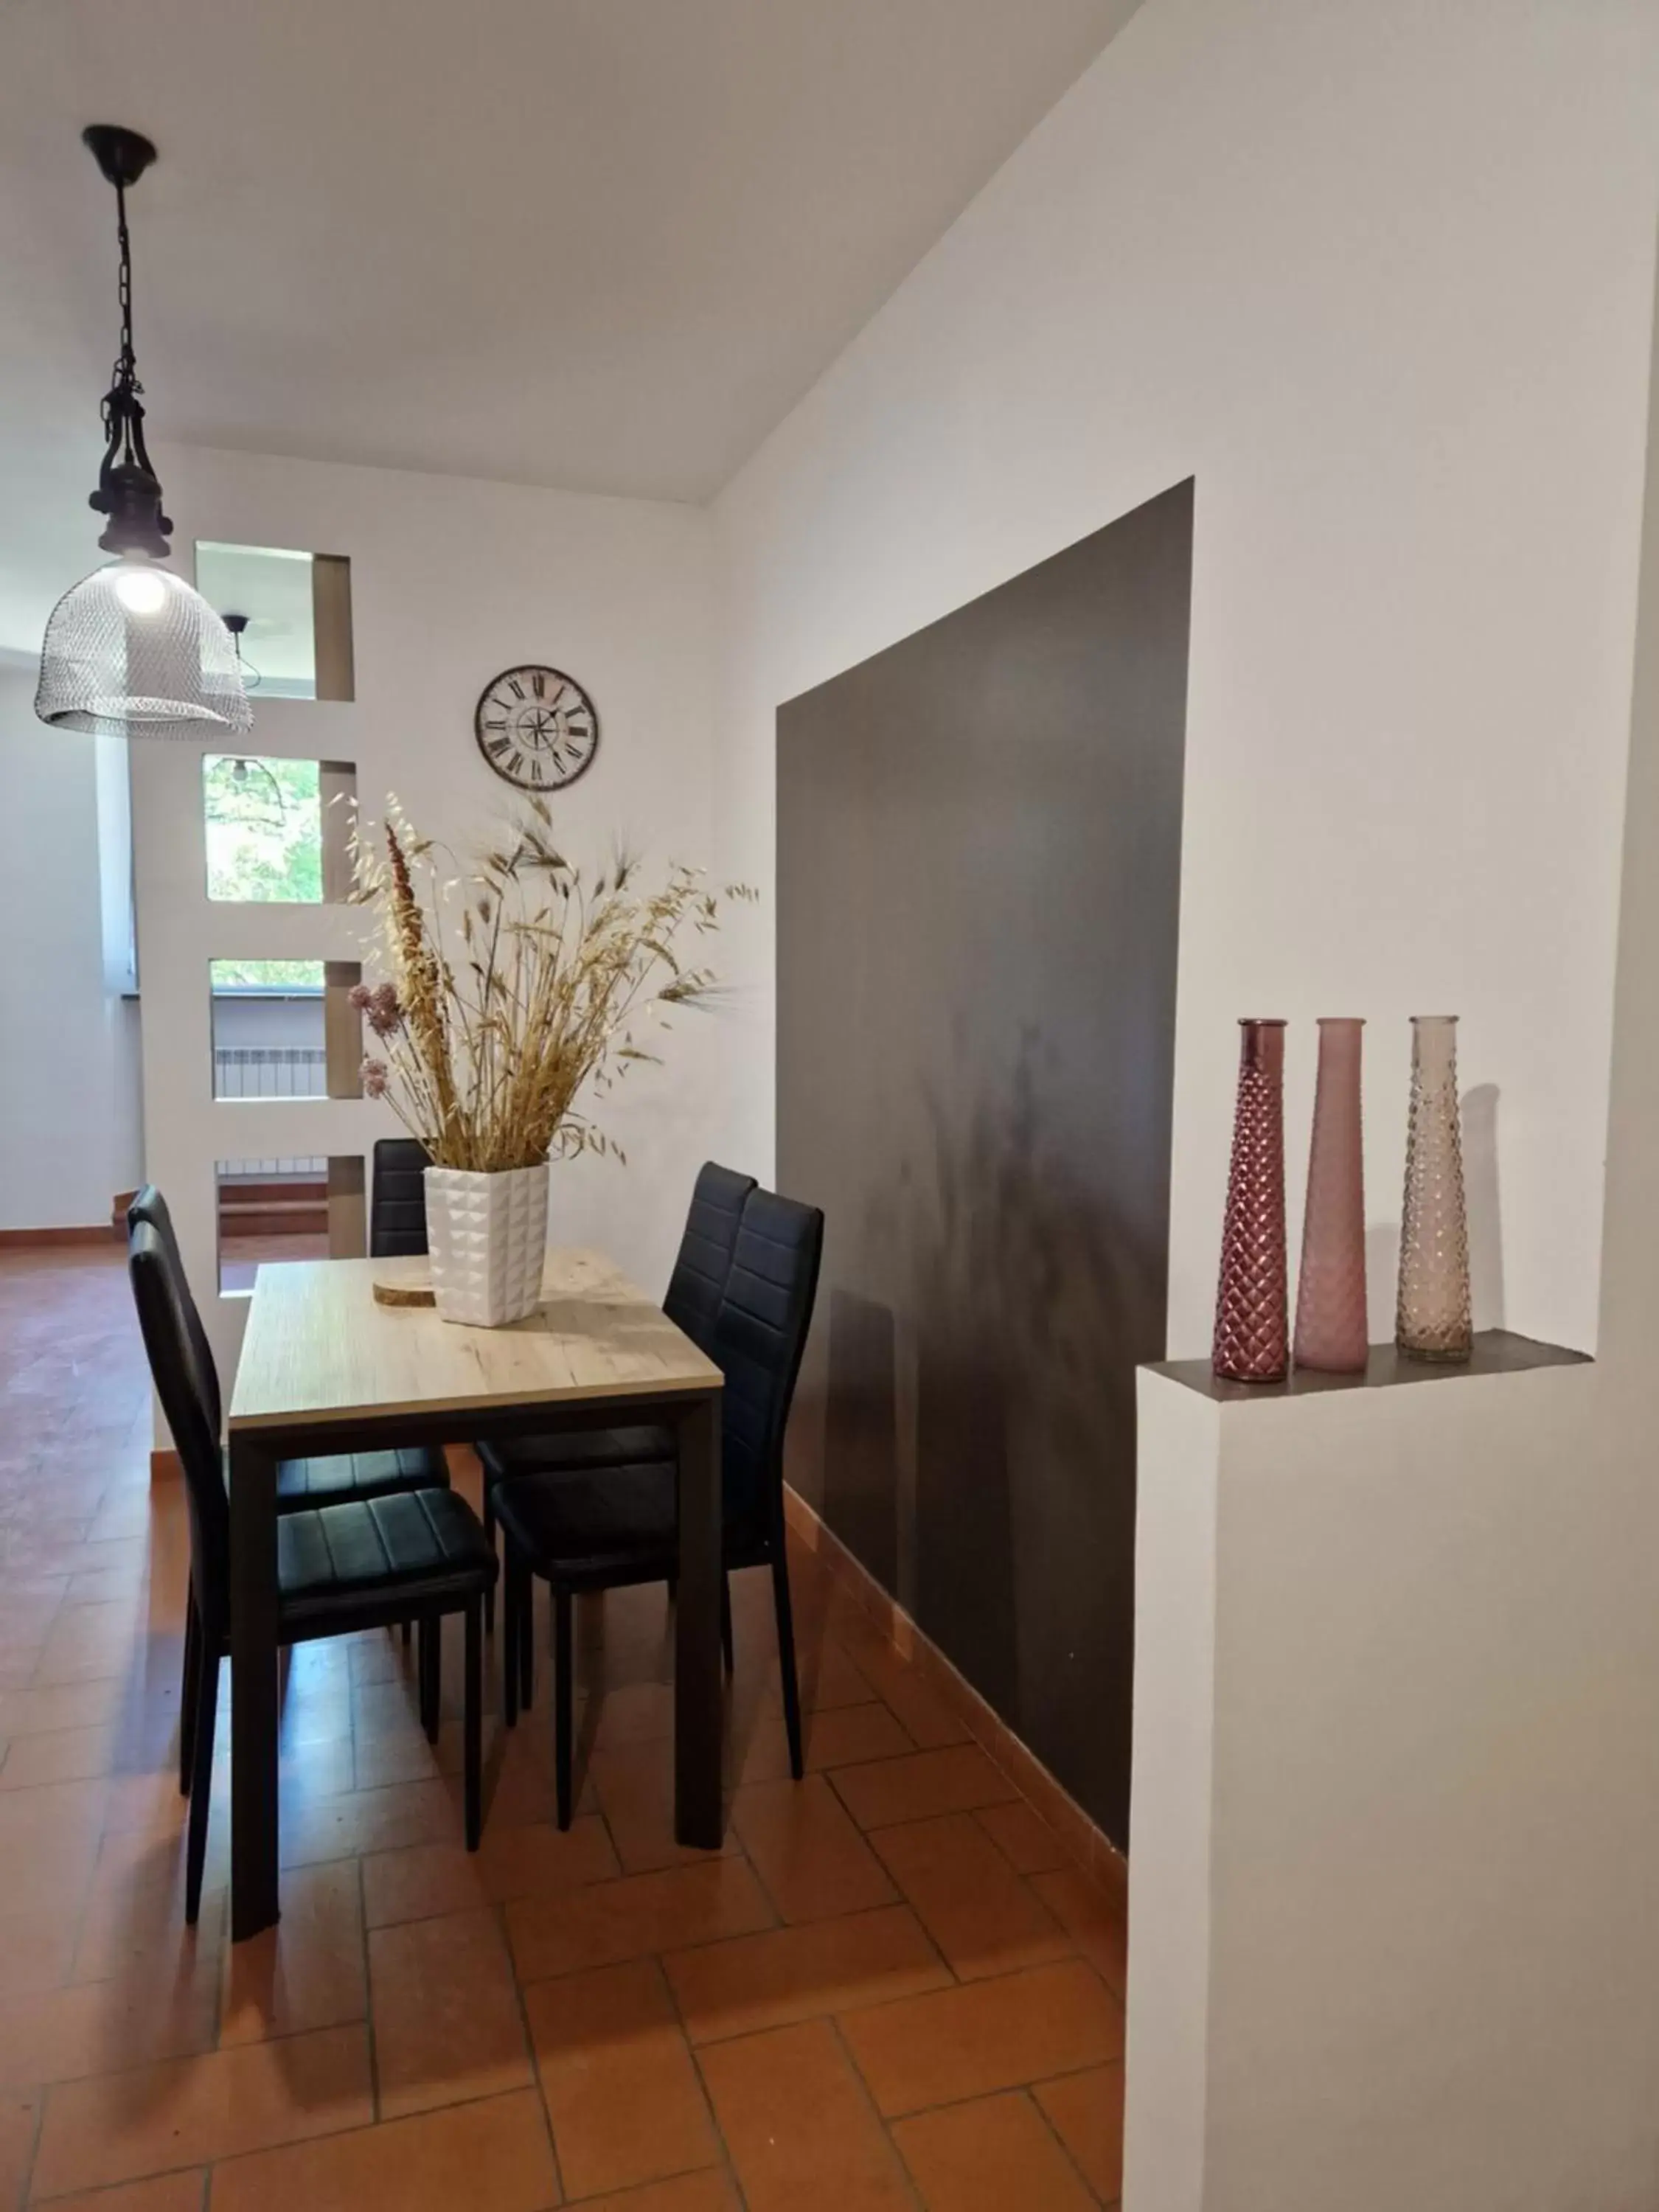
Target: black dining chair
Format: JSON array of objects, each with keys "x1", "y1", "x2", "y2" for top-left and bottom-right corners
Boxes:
[
  {"x1": 476, "y1": 1161, "x2": 756, "y2": 1624},
  {"x1": 131, "y1": 1188, "x2": 449, "y2": 1509},
  {"x1": 129, "y1": 1186, "x2": 456, "y2": 1765},
  {"x1": 497, "y1": 1185, "x2": 823, "y2": 1826},
  {"x1": 371, "y1": 1138, "x2": 432, "y2": 1258},
  {"x1": 129, "y1": 1219, "x2": 497, "y2": 1921}
]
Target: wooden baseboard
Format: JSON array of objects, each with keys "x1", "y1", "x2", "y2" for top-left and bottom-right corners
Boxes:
[
  {"x1": 150, "y1": 1450, "x2": 181, "y2": 1483},
  {"x1": 783, "y1": 1484, "x2": 1127, "y2": 1901},
  {"x1": 0, "y1": 1224, "x2": 122, "y2": 1248}
]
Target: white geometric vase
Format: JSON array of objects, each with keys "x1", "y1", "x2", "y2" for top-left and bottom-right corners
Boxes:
[{"x1": 423, "y1": 1162, "x2": 549, "y2": 1326}]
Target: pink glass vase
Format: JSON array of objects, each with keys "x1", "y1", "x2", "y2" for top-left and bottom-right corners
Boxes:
[
  {"x1": 1293, "y1": 1018, "x2": 1368, "y2": 1372},
  {"x1": 1212, "y1": 1019, "x2": 1289, "y2": 1382},
  {"x1": 1395, "y1": 1014, "x2": 1472, "y2": 1363}
]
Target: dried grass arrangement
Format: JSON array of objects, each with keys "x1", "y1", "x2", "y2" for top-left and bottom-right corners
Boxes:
[{"x1": 349, "y1": 796, "x2": 751, "y2": 1174}]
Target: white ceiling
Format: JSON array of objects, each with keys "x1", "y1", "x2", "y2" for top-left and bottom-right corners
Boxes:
[{"x1": 0, "y1": 0, "x2": 1140, "y2": 651}]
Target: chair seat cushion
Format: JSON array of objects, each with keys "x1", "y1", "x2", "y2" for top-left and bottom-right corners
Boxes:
[
  {"x1": 276, "y1": 1444, "x2": 450, "y2": 1508},
  {"x1": 278, "y1": 1489, "x2": 495, "y2": 1628},
  {"x1": 494, "y1": 1465, "x2": 770, "y2": 1584},
  {"x1": 478, "y1": 1427, "x2": 672, "y2": 1486},
  {"x1": 493, "y1": 1464, "x2": 681, "y2": 1580}
]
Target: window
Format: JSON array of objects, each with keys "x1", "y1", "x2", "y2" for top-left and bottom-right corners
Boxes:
[
  {"x1": 193, "y1": 543, "x2": 354, "y2": 702},
  {"x1": 209, "y1": 959, "x2": 362, "y2": 1099},
  {"x1": 216, "y1": 1155, "x2": 365, "y2": 1295},
  {"x1": 203, "y1": 756, "x2": 355, "y2": 903},
  {"x1": 210, "y1": 960, "x2": 325, "y2": 1098}
]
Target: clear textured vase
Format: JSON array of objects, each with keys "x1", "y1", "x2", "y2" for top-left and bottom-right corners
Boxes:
[
  {"x1": 1212, "y1": 1018, "x2": 1289, "y2": 1383},
  {"x1": 1395, "y1": 1015, "x2": 1472, "y2": 1363},
  {"x1": 1294, "y1": 1018, "x2": 1368, "y2": 1373}
]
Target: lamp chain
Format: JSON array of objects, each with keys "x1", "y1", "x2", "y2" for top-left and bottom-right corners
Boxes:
[{"x1": 103, "y1": 176, "x2": 142, "y2": 453}]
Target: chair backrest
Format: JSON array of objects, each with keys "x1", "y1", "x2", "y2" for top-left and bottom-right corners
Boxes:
[
  {"x1": 128, "y1": 1219, "x2": 230, "y2": 1625},
  {"x1": 371, "y1": 1138, "x2": 432, "y2": 1257},
  {"x1": 127, "y1": 1185, "x2": 222, "y2": 1438},
  {"x1": 663, "y1": 1161, "x2": 757, "y2": 1354},
  {"x1": 709, "y1": 1186, "x2": 824, "y2": 1543}
]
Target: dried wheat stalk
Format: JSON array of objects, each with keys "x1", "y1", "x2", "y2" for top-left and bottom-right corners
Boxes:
[{"x1": 349, "y1": 796, "x2": 752, "y2": 1173}]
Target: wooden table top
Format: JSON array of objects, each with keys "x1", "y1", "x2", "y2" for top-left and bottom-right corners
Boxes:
[{"x1": 229, "y1": 1248, "x2": 722, "y2": 1432}]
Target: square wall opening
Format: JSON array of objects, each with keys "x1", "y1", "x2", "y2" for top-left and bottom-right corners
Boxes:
[
  {"x1": 194, "y1": 543, "x2": 354, "y2": 701},
  {"x1": 203, "y1": 756, "x2": 355, "y2": 903},
  {"x1": 209, "y1": 959, "x2": 362, "y2": 1099},
  {"x1": 216, "y1": 1155, "x2": 365, "y2": 1295}
]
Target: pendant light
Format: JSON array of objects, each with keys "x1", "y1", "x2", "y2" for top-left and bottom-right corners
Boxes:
[{"x1": 35, "y1": 126, "x2": 252, "y2": 740}]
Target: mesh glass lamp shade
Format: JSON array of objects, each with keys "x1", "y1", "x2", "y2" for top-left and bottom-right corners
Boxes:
[{"x1": 36, "y1": 564, "x2": 253, "y2": 738}]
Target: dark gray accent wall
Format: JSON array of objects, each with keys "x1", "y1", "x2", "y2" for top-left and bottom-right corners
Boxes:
[{"x1": 776, "y1": 480, "x2": 1193, "y2": 1846}]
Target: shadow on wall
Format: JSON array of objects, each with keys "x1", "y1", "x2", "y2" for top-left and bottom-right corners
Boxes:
[
  {"x1": 1462, "y1": 1082, "x2": 1505, "y2": 1330},
  {"x1": 823, "y1": 1287, "x2": 902, "y2": 1598},
  {"x1": 815, "y1": 1026, "x2": 1153, "y2": 1837},
  {"x1": 1364, "y1": 1221, "x2": 1400, "y2": 1342},
  {"x1": 776, "y1": 479, "x2": 1192, "y2": 1846}
]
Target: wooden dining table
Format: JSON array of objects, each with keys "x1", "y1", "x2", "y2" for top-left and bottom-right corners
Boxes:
[{"x1": 226, "y1": 1247, "x2": 724, "y2": 1941}]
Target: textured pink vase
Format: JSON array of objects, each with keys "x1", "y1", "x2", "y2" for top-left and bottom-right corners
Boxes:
[
  {"x1": 1294, "y1": 1018, "x2": 1368, "y2": 1372},
  {"x1": 1212, "y1": 1019, "x2": 1289, "y2": 1382},
  {"x1": 1396, "y1": 1015, "x2": 1472, "y2": 1361}
]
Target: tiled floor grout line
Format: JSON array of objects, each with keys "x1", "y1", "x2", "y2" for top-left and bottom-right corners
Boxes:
[
  {"x1": 652, "y1": 1941, "x2": 1121, "y2": 2137},
  {"x1": 28, "y1": 2147, "x2": 212, "y2": 2206},
  {"x1": 1026, "y1": 2079, "x2": 1113, "y2": 2208},
  {"x1": 825, "y1": 2011, "x2": 929, "y2": 2210},
  {"x1": 16, "y1": 2094, "x2": 43, "y2": 2212},
  {"x1": 845, "y1": 2043, "x2": 1124, "y2": 2126},
  {"x1": 498, "y1": 1895, "x2": 568, "y2": 2208},
  {"x1": 641, "y1": 1951, "x2": 735, "y2": 2199},
  {"x1": 355, "y1": 1853, "x2": 382, "y2": 2121},
  {"x1": 716, "y1": 1822, "x2": 785, "y2": 1935}
]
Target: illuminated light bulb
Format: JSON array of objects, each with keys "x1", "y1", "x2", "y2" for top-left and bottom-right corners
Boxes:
[{"x1": 114, "y1": 564, "x2": 167, "y2": 616}]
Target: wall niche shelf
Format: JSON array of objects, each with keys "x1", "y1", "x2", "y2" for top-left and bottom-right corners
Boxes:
[{"x1": 1150, "y1": 1329, "x2": 1590, "y2": 1404}]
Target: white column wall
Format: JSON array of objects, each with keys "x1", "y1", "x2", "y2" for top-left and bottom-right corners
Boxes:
[
  {"x1": 132, "y1": 445, "x2": 720, "y2": 1394},
  {"x1": 1124, "y1": 234, "x2": 1659, "y2": 2210},
  {"x1": 1129, "y1": 1354, "x2": 1659, "y2": 2212}
]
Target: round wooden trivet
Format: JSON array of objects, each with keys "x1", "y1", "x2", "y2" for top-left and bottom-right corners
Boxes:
[{"x1": 372, "y1": 1259, "x2": 437, "y2": 1308}]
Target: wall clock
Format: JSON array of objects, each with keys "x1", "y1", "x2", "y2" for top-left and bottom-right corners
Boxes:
[{"x1": 473, "y1": 665, "x2": 600, "y2": 790}]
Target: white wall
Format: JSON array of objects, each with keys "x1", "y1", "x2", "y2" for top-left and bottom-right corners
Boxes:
[
  {"x1": 0, "y1": 659, "x2": 142, "y2": 1228},
  {"x1": 709, "y1": 4, "x2": 1659, "y2": 2197},
  {"x1": 1130, "y1": 374, "x2": 1659, "y2": 2188},
  {"x1": 1124, "y1": 192, "x2": 1659, "y2": 2212},
  {"x1": 1130, "y1": 1350, "x2": 1659, "y2": 2212},
  {"x1": 209, "y1": 994, "x2": 324, "y2": 1052},
  {"x1": 131, "y1": 445, "x2": 720, "y2": 1383},
  {"x1": 713, "y1": 0, "x2": 1659, "y2": 1359}
]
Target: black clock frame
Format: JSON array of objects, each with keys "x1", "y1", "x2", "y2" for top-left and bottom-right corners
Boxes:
[{"x1": 473, "y1": 665, "x2": 601, "y2": 791}]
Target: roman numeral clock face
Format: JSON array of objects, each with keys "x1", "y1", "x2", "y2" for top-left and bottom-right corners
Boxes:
[{"x1": 473, "y1": 666, "x2": 600, "y2": 791}]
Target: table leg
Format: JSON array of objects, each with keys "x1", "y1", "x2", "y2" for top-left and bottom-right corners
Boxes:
[
  {"x1": 673, "y1": 1391, "x2": 723, "y2": 1848},
  {"x1": 228, "y1": 1433, "x2": 280, "y2": 1941}
]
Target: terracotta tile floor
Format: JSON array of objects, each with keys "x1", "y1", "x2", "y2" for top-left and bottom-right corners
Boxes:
[{"x1": 0, "y1": 1246, "x2": 1126, "y2": 2208}]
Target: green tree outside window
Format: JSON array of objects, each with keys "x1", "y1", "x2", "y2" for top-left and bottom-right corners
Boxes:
[{"x1": 204, "y1": 757, "x2": 322, "y2": 897}]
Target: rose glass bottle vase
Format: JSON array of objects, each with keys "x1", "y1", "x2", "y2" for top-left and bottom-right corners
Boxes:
[
  {"x1": 1212, "y1": 1018, "x2": 1289, "y2": 1383},
  {"x1": 1395, "y1": 1015, "x2": 1472, "y2": 1363},
  {"x1": 1293, "y1": 1018, "x2": 1368, "y2": 1373}
]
